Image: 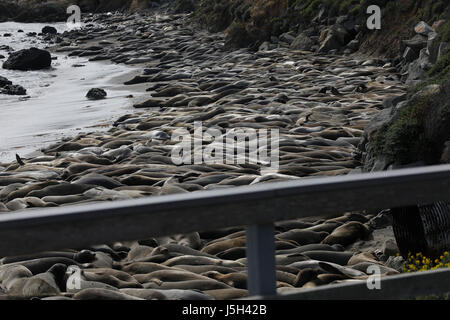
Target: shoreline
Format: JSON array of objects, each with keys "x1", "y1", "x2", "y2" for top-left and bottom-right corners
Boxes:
[{"x1": 0, "y1": 21, "x2": 151, "y2": 163}]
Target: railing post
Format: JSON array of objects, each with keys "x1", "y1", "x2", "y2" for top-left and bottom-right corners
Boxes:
[{"x1": 246, "y1": 224, "x2": 277, "y2": 297}]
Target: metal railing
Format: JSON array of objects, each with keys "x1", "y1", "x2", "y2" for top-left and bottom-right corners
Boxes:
[{"x1": 0, "y1": 164, "x2": 450, "y2": 299}]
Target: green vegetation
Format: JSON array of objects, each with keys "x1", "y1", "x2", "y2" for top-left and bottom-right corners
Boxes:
[
  {"x1": 372, "y1": 81, "x2": 450, "y2": 165},
  {"x1": 371, "y1": 99, "x2": 429, "y2": 164}
]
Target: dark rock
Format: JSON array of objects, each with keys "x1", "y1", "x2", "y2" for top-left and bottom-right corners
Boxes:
[
  {"x1": 402, "y1": 47, "x2": 419, "y2": 63},
  {"x1": 0, "y1": 84, "x2": 27, "y2": 95},
  {"x1": 346, "y1": 39, "x2": 359, "y2": 52},
  {"x1": 318, "y1": 24, "x2": 351, "y2": 53},
  {"x1": 318, "y1": 32, "x2": 341, "y2": 53},
  {"x1": 2, "y1": 48, "x2": 52, "y2": 71},
  {"x1": 0, "y1": 76, "x2": 12, "y2": 87},
  {"x1": 13, "y1": 1, "x2": 67, "y2": 23},
  {"x1": 441, "y1": 141, "x2": 450, "y2": 163},
  {"x1": 382, "y1": 94, "x2": 407, "y2": 110},
  {"x1": 174, "y1": 0, "x2": 197, "y2": 13},
  {"x1": 41, "y1": 26, "x2": 57, "y2": 35},
  {"x1": 279, "y1": 32, "x2": 296, "y2": 45},
  {"x1": 369, "y1": 210, "x2": 393, "y2": 229},
  {"x1": 86, "y1": 88, "x2": 107, "y2": 100}
]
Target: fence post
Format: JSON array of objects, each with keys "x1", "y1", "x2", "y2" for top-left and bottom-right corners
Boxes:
[{"x1": 246, "y1": 224, "x2": 277, "y2": 297}]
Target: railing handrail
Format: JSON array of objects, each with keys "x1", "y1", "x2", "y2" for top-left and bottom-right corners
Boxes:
[{"x1": 0, "y1": 163, "x2": 449, "y2": 298}]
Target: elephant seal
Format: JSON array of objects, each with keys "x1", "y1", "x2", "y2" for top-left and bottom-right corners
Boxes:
[
  {"x1": 294, "y1": 268, "x2": 320, "y2": 287},
  {"x1": 201, "y1": 237, "x2": 246, "y2": 255},
  {"x1": 73, "y1": 288, "x2": 143, "y2": 300},
  {"x1": 276, "y1": 229, "x2": 329, "y2": 245},
  {"x1": 347, "y1": 252, "x2": 380, "y2": 265},
  {"x1": 217, "y1": 247, "x2": 247, "y2": 260},
  {"x1": 120, "y1": 262, "x2": 178, "y2": 275},
  {"x1": 174, "y1": 265, "x2": 239, "y2": 275},
  {"x1": 0, "y1": 264, "x2": 63, "y2": 298},
  {"x1": 134, "y1": 269, "x2": 211, "y2": 284},
  {"x1": 65, "y1": 266, "x2": 119, "y2": 293},
  {"x1": 3, "y1": 257, "x2": 87, "y2": 274},
  {"x1": 120, "y1": 288, "x2": 213, "y2": 300},
  {"x1": 144, "y1": 279, "x2": 230, "y2": 291},
  {"x1": 204, "y1": 288, "x2": 248, "y2": 300},
  {"x1": 81, "y1": 268, "x2": 142, "y2": 288},
  {"x1": 321, "y1": 221, "x2": 371, "y2": 246},
  {"x1": 203, "y1": 271, "x2": 247, "y2": 289},
  {"x1": 301, "y1": 250, "x2": 354, "y2": 265},
  {"x1": 276, "y1": 243, "x2": 344, "y2": 255},
  {"x1": 2, "y1": 250, "x2": 95, "y2": 265},
  {"x1": 162, "y1": 255, "x2": 244, "y2": 268}
]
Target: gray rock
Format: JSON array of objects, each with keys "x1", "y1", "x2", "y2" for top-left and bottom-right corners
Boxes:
[
  {"x1": 318, "y1": 32, "x2": 341, "y2": 53},
  {"x1": 402, "y1": 34, "x2": 428, "y2": 51},
  {"x1": 437, "y1": 42, "x2": 450, "y2": 61},
  {"x1": 382, "y1": 94, "x2": 407, "y2": 110},
  {"x1": 385, "y1": 255, "x2": 404, "y2": 272},
  {"x1": 258, "y1": 41, "x2": 276, "y2": 51},
  {"x1": 382, "y1": 239, "x2": 399, "y2": 257},
  {"x1": 369, "y1": 210, "x2": 393, "y2": 229},
  {"x1": 405, "y1": 59, "x2": 427, "y2": 85},
  {"x1": 290, "y1": 33, "x2": 314, "y2": 51},
  {"x1": 279, "y1": 33, "x2": 296, "y2": 45},
  {"x1": 414, "y1": 21, "x2": 434, "y2": 36}
]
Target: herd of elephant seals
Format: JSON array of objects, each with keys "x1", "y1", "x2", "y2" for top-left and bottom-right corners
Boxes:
[{"x1": 0, "y1": 11, "x2": 407, "y2": 299}]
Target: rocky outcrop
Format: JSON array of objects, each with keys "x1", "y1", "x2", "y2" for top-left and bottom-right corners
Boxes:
[{"x1": 359, "y1": 82, "x2": 450, "y2": 171}]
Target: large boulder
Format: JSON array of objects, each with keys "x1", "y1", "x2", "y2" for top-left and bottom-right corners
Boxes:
[
  {"x1": 290, "y1": 33, "x2": 315, "y2": 51},
  {"x1": 318, "y1": 24, "x2": 352, "y2": 53},
  {"x1": 2, "y1": 48, "x2": 52, "y2": 71}
]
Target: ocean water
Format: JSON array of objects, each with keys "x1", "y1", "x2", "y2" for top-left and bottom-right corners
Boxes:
[{"x1": 0, "y1": 22, "x2": 144, "y2": 163}]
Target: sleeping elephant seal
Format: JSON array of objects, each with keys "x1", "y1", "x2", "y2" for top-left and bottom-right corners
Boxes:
[
  {"x1": 276, "y1": 229, "x2": 329, "y2": 245},
  {"x1": 0, "y1": 264, "x2": 63, "y2": 298},
  {"x1": 120, "y1": 288, "x2": 213, "y2": 300},
  {"x1": 321, "y1": 222, "x2": 371, "y2": 246},
  {"x1": 73, "y1": 288, "x2": 144, "y2": 300}
]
